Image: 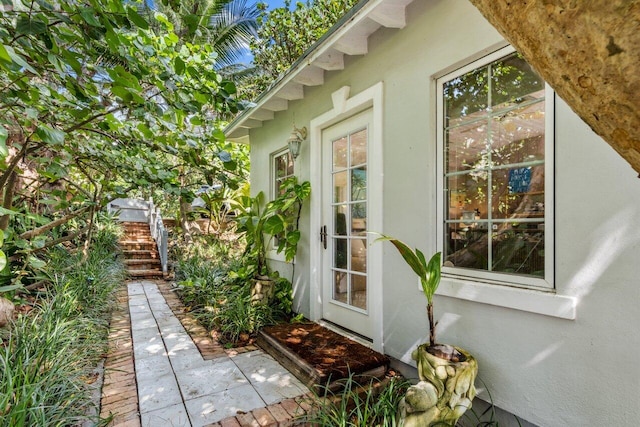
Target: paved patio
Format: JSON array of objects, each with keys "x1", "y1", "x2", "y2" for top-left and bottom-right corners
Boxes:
[{"x1": 101, "y1": 280, "x2": 312, "y2": 427}]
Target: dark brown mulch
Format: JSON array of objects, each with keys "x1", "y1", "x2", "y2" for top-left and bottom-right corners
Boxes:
[{"x1": 260, "y1": 322, "x2": 389, "y2": 385}]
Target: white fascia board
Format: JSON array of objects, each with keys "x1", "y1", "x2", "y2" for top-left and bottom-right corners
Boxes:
[{"x1": 225, "y1": 0, "x2": 413, "y2": 140}]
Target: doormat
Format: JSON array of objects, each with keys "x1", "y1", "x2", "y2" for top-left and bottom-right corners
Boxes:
[{"x1": 257, "y1": 322, "x2": 389, "y2": 389}]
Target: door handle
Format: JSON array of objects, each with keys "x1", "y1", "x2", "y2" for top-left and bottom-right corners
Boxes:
[{"x1": 320, "y1": 225, "x2": 327, "y2": 249}]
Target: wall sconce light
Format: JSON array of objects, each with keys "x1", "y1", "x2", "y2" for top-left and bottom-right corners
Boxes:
[{"x1": 287, "y1": 125, "x2": 307, "y2": 161}]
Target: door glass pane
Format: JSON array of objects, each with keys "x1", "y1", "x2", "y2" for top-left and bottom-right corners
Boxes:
[
  {"x1": 333, "y1": 136, "x2": 348, "y2": 169},
  {"x1": 350, "y1": 274, "x2": 367, "y2": 310},
  {"x1": 351, "y1": 238, "x2": 366, "y2": 273},
  {"x1": 334, "y1": 271, "x2": 348, "y2": 303},
  {"x1": 351, "y1": 129, "x2": 367, "y2": 166},
  {"x1": 351, "y1": 204, "x2": 366, "y2": 235},
  {"x1": 351, "y1": 167, "x2": 366, "y2": 201},
  {"x1": 334, "y1": 237, "x2": 347, "y2": 269},
  {"x1": 333, "y1": 171, "x2": 347, "y2": 203},
  {"x1": 334, "y1": 206, "x2": 348, "y2": 236}
]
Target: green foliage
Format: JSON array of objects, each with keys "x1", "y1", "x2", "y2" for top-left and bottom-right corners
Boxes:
[
  {"x1": 0, "y1": 0, "x2": 249, "y2": 290},
  {"x1": 375, "y1": 235, "x2": 442, "y2": 305},
  {"x1": 174, "y1": 244, "x2": 294, "y2": 345},
  {"x1": 235, "y1": 177, "x2": 311, "y2": 277},
  {"x1": 238, "y1": 0, "x2": 358, "y2": 99},
  {"x1": 0, "y1": 218, "x2": 125, "y2": 426},
  {"x1": 140, "y1": 0, "x2": 261, "y2": 68},
  {"x1": 305, "y1": 375, "x2": 411, "y2": 427}
]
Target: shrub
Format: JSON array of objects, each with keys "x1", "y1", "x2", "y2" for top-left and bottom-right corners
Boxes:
[
  {"x1": 304, "y1": 374, "x2": 410, "y2": 427},
  {"x1": 0, "y1": 216, "x2": 125, "y2": 426}
]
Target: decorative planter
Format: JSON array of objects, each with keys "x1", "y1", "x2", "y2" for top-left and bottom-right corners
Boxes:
[
  {"x1": 400, "y1": 344, "x2": 478, "y2": 427},
  {"x1": 250, "y1": 277, "x2": 276, "y2": 306},
  {"x1": 0, "y1": 297, "x2": 14, "y2": 328}
]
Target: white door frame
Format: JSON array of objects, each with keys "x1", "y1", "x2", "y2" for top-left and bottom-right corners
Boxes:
[{"x1": 309, "y1": 83, "x2": 384, "y2": 353}]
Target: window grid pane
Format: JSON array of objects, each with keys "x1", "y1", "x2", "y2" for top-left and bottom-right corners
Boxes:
[{"x1": 443, "y1": 52, "x2": 545, "y2": 278}]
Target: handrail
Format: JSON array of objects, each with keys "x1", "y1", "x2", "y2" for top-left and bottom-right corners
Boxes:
[{"x1": 147, "y1": 198, "x2": 168, "y2": 275}]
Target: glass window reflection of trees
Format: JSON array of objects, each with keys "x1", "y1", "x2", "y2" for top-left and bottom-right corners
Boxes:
[{"x1": 443, "y1": 53, "x2": 546, "y2": 278}]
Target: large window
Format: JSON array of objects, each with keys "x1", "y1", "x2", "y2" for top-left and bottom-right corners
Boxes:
[{"x1": 438, "y1": 47, "x2": 554, "y2": 288}]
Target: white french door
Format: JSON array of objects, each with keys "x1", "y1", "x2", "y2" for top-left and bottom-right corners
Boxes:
[{"x1": 321, "y1": 109, "x2": 374, "y2": 339}]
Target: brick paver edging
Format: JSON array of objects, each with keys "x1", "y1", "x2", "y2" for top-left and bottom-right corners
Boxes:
[
  {"x1": 154, "y1": 280, "x2": 260, "y2": 359},
  {"x1": 100, "y1": 285, "x2": 140, "y2": 427},
  {"x1": 101, "y1": 280, "x2": 315, "y2": 427}
]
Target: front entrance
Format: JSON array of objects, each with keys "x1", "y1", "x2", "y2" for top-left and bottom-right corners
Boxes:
[{"x1": 321, "y1": 109, "x2": 374, "y2": 339}]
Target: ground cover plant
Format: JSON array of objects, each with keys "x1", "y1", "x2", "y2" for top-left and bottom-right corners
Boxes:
[
  {"x1": 173, "y1": 231, "x2": 295, "y2": 346},
  {"x1": 0, "y1": 217, "x2": 125, "y2": 426},
  {"x1": 304, "y1": 373, "x2": 521, "y2": 427},
  {"x1": 304, "y1": 374, "x2": 411, "y2": 427}
]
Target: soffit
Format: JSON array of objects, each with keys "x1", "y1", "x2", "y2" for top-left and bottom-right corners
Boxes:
[{"x1": 225, "y1": 0, "x2": 416, "y2": 142}]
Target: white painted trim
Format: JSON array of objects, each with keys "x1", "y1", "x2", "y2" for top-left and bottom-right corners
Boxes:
[
  {"x1": 437, "y1": 277, "x2": 576, "y2": 319},
  {"x1": 309, "y1": 82, "x2": 384, "y2": 353},
  {"x1": 435, "y1": 45, "x2": 555, "y2": 290}
]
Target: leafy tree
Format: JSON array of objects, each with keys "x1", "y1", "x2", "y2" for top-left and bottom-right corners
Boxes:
[
  {"x1": 141, "y1": 0, "x2": 260, "y2": 69},
  {"x1": 0, "y1": 0, "x2": 245, "y2": 290},
  {"x1": 238, "y1": 0, "x2": 358, "y2": 100}
]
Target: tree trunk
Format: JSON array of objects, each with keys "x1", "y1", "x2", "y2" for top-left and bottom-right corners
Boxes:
[
  {"x1": 19, "y1": 206, "x2": 90, "y2": 240},
  {"x1": 0, "y1": 171, "x2": 17, "y2": 231},
  {"x1": 469, "y1": 0, "x2": 640, "y2": 175}
]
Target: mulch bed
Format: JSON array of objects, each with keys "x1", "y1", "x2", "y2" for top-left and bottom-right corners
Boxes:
[{"x1": 259, "y1": 322, "x2": 389, "y2": 388}]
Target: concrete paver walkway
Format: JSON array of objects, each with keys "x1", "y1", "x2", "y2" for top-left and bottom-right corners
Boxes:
[{"x1": 127, "y1": 281, "x2": 309, "y2": 426}]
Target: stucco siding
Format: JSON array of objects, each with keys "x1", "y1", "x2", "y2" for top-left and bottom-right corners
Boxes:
[{"x1": 245, "y1": 0, "x2": 640, "y2": 425}]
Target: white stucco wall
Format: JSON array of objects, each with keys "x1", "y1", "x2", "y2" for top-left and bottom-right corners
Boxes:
[{"x1": 246, "y1": 0, "x2": 640, "y2": 425}]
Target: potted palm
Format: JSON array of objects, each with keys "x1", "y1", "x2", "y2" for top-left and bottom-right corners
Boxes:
[{"x1": 376, "y1": 235, "x2": 478, "y2": 426}]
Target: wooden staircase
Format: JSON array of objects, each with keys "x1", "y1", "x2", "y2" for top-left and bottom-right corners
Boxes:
[{"x1": 120, "y1": 222, "x2": 164, "y2": 279}]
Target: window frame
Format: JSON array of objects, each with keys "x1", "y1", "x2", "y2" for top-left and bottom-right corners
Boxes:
[
  {"x1": 435, "y1": 46, "x2": 555, "y2": 290},
  {"x1": 269, "y1": 147, "x2": 295, "y2": 260},
  {"x1": 271, "y1": 147, "x2": 295, "y2": 199}
]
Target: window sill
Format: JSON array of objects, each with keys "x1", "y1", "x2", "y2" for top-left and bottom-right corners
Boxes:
[{"x1": 436, "y1": 277, "x2": 576, "y2": 320}]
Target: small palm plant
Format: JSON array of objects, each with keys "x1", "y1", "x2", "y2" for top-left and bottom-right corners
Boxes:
[{"x1": 376, "y1": 234, "x2": 441, "y2": 347}]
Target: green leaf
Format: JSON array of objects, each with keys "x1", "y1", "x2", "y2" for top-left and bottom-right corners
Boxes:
[
  {"x1": 16, "y1": 16, "x2": 47, "y2": 35},
  {"x1": 36, "y1": 125, "x2": 65, "y2": 145},
  {"x1": 263, "y1": 215, "x2": 285, "y2": 235},
  {"x1": 28, "y1": 256, "x2": 46, "y2": 270},
  {"x1": 0, "y1": 207, "x2": 17, "y2": 216},
  {"x1": 0, "y1": 127, "x2": 7, "y2": 158},
  {"x1": 174, "y1": 57, "x2": 185, "y2": 75},
  {"x1": 127, "y1": 7, "x2": 149, "y2": 30},
  {"x1": 80, "y1": 7, "x2": 101, "y2": 27},
  {"x1": 3, "y1": 45, "x2": 38, "y2": 74},
  {"x1": 0, "y1": 44, "x2": 10, "y2": 62},
  {"x1": 375, "y1": 234, "x2": 426, "y2": 279},
  {"x1": 0, "y1": 230, "x2": 3, "y2": 247},
  {"x1": 0, "y1": 283, "x2": 23, "y2": 294}
]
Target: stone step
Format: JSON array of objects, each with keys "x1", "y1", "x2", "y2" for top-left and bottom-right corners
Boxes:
[
  {"x1": 120, "y1": 241, "x2": 156, "y2": 250},
  {"x1": 125, "y1": 259, "x2": 161, "y2": 270},
  {"x1": 124, "y1": 258, "x2": 161, "y2": 265},
  {"x1": 127, "y1": 268, "x2": 164, "y2": 278},
  {"x1": 123, "y1": 249, "x2": 159, "y2": 260}
]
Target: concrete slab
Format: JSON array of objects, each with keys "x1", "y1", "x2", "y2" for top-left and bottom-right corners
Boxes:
[
  {"x1": 137, "y1": 372, "x2": 183, "y2": 413},
  {"x1": 126, "y1": 281, "x2": 310, "y2": 426},
  {"x1": 142, "y1": 403, "x2": 190, "y2": 427},
  {"x1": 175, "y1": 359, "x2": 249, "y2": 399},
  {"x1": 184, "y1": 384, "x2": 266, "y2": 427}
]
